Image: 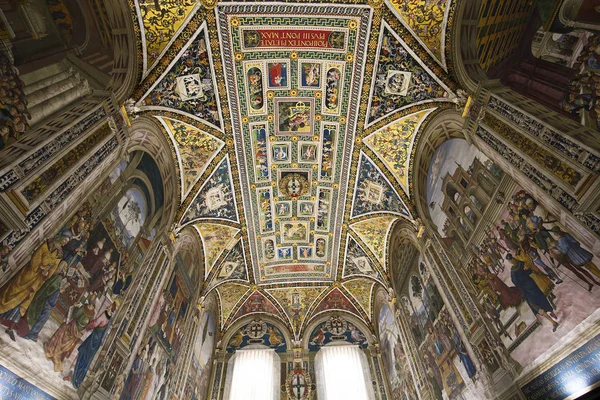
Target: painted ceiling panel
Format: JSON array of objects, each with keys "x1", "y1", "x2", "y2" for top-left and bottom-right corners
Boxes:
[
  {"x1": 266, "y1": 286, "x2": 328, "y2": 339},
  {"x1": 139, "y1": 23, "x2": 223, "y2": 130},
  {"x1": 351, "y1": 215, "x2": 398, "y2": 268},
  {"x1": 193, "y1": 222, "x2": 239, "y2": 279},
  {"x1": 207, "y1": 238, "x2": 249, "y2": 290},
  {"x1": 135, "y1": 0, "x2": 201, "y2": 73},
  {"x1": 216, "y1": 283, "x2": 250, "y2": 327},
  {"x1": 180, "y1": 155, "x2": 239, "y2": 225},
  {"x1": 351, "y1": 152, "x2": 411, "y2": 219},
  {"x1": 157, "y1": 116, "x2": 224, "y2": 200},
  {"x1": 366, "y1": 21, "x2": 451, "y2": 126},
  {"x1": 342, "y1": 235, "x2": 386, "y2": 284},
  {"x1": 342, "y1": 278, "x2": 376, "y2": 320},
  {"x1": 363, "y1": 108, "x2": 436, "y2": 196},
  {"x1": 218, "y1": 4, "x2": 373, "y2": 284},
  {"x1": 127, "y1": 0, "x2": 458, "y2": 329},
  {"x1": 228, "y1": 291, "x2": 285, "y2": 326},
  {"x1": 385, "y1": 0, "x2": 453, "y2": 67},
  {"x1": 311, "y1": 288, "x2": 362, "y2": 320}
]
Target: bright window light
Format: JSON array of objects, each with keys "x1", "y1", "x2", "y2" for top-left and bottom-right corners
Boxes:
[
  {"x1": 315, "y1": 342, "x2": 376, "y2": 400},
  {"x1": 224, "y1": 345, "x2": 280, "y2": 400}
]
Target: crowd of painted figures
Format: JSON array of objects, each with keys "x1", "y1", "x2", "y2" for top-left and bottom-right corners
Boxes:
[
  {"x1": 470, "y1": 190, "x2": 598, "y2": 333},
  {"x1": 562, "y1": 34, "x2": 600, "y2": 128},
  {"x1": 0, "y1": 53, "x2": 30, "y2": 149},
  {"x1": 0, "y1": 202, "x2": 134, "y2": 387}
]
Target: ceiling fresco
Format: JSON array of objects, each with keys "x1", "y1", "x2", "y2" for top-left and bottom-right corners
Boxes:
[
  {"x1": 127, "y1": 0, "x2": 458, "y2": 333},
  {"x1": 218, "y1": 4, "x2": 373, "y2": 284}
]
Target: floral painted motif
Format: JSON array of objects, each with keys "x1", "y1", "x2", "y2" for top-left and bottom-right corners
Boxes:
[
  {"x1": 159, "y1": 117, "x2": 223, "y2": 198},
  {"x1": 368, "y1": 25, "x2": 448, "y2": 124},
  {"x1": 266, "y1": 287, "x2": 327, "y2": 336},
  {"x1": 342, "y1": 278, "x2": 375, "y2": 317},
  {"x1": 351, "y1": 216, "x2": 397, "y2": 266},
  {"x1": 137, "y1": 0, "x2": 199, "y2": 68},
  {"x1": 388, "y1": 0, "x2": 450, "y2": 62},
  {"x1": 181, "y1": 156, "x2": 238, "y2": 224},
  {"x1": 144, "y1": 28, "x2": 220, "y2": 128},
  {"x1": 351, "y1": 153, "x2": 410, "y2": 218},
  {"x1": 364, "y1": 109, "x2": 435, "y2": 193},
  {"x1": 193, "y1": 223, "x2": 239, "y2": 278}
]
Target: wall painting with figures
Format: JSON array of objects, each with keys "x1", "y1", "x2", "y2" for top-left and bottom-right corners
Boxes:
[
  {"x1": 119, "y1": 249, "x2": 197, "y2": 400},
  {"x1": 184, "y1": 311, "x2": 215, "y2": 400},
  {"x1": 0, "y1": 161, "x2": 151, "y2": 394},
  {"x1": 378, "y1": 304, "x2": 416, "y2": 400},
  {"x1": 395, "y1": 253, "x2": 482, "y2": 399},
  {"x1": 147, "y1": 253, "x2": 193, "y2": 363},
  {"x1": 118, "y1": 328, "x2": 172, "y2": 400},
  {"x1": 426, "y1": 139, "x2": 600, "y2": 376}
]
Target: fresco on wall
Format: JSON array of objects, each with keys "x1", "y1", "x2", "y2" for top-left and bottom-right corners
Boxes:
[
  {"x1": 427, "y1": 139, "x2": 500, "y2": 238},
  {"x1": 143, "y1": 27, "x2": 221, "y2": 129},
  {"x1": 308, "y1": 315, "x2": 368, "y2": 352},
  {"x1": 148, "y1": 253, "x2": 193, "y2": 362},
  {"x1": 426, "y1": 138, "x2": 600, "y2": 369},
  {"x1": 398, "y1": 259, "x2": 479, "y2": 399},
  {"x1": 119, "y1": 330, "x2": 172, "y2": 400},
  {"x1": 108, "y1": 188, "x2": 148, "y2": 249},
  {"x1": 185, "y1": 311, "x2": 215, "y2": 400},
  {"x1": 343, "y1": 237, "x2": 385, "y2": 283},
  {"x1": 368, "y1": 25, "x2": 449, "y2": 124},
  {"x1": 0, "y1": 53, "x2": 29, "y2": 150},
  {"x1": 226, "y1": 320, "x2": 287, "y2": 353},
  {"x1": 181, "y1": 156, "x2": 238, "y2": 225},
  {"x1": 0, "y1": 191, "x2": 145, "y2": 391},
  {"x1": 378, "y1": 304, "x2": 417, "y2": 400},
  {"x1": 387, "y1": 0, "x2": 451, "y2": 63},
  {"x1": 351, "y1": 153, "x2": 410, "y2": 218}
]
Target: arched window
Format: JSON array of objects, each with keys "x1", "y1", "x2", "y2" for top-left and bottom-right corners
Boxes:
[
  {"x1": 224, "y1": 344, "x2": 280, "y2": 400},
  {"x1": 315, "y1": 341, "x2": 376, "y2": 400}
]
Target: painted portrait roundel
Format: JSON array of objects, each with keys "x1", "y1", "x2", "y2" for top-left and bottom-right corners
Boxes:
[{"x1": 279, "y1": 172, "x2": 310, "y2": 198}]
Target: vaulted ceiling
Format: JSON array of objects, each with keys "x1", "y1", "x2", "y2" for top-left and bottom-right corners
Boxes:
[{"x1": 128, "y1": 0, "x2": 459, "y2": 339}]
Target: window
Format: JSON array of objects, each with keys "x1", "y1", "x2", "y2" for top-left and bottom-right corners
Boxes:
[
  {"x1": 223, "y1": 345, "x2": 280, "y2": 400},
  {"x1": 315, "y1": 342, "x2": 376, "y2": 400}
]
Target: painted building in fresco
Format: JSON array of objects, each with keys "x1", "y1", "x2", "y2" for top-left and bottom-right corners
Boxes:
[{"x1": 0, "y1": 0, "x2": 599, "y2": 400}]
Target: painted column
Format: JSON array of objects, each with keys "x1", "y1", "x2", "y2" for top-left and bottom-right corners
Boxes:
[
  {"x1": 23, "y1": 68, "x2": 75, "y2": 96},
  {"x1": 28, "y1": 81, "x2": 93, "y2": 126},
  {"x1": 25, "y1": 71, "x2": 81, "y2": 108}
]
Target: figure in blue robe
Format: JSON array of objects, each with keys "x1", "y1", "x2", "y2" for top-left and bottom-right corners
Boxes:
[
  {"x1": 452, "y1": 328, "x2": 476, "y2": 380},
  {"x1": 72, "y1": 307, "x2": 114, "y2": 388}
]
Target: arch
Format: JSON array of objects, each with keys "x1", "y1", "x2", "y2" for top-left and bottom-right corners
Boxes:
[
  {"x1": 125, "y1": 170, "x2": 156, "y2": 219},
  {"x1": 222, "y1": 315, "x2": 293, "y2": 355},
  {"x1": 173, "y1": 225, "x2": 204, "y2": 284},
  {"x1": 560, "y1": 0, "x2": 600, "y2": 31},
  {"x1": 387, "y1": 219, "x2": 421, "y2": 298},
  {"x1": 103, "y1": 0, "x2": 140, "y2": 103},
  {"x1": 127, "y1": 116, "x2": 180, "y2": 232},
  {"x1": 449, "y1": 0, "x2": 489, "y2": 93},
  {"x1": 302, "y1": 311, "x2": 374, "y2": 351},
  {"x1": 411, "y1": 109, "x2": 466, "y2": 235}
]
